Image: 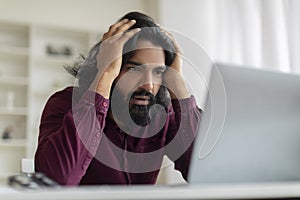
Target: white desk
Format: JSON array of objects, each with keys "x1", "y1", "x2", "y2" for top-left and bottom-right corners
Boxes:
[{"x1": 2, "y1": 183, "x2": 300, "y2": 200}]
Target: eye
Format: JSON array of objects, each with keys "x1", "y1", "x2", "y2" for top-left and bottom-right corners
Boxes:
[{"x1": 154, "y1": 68, "x2": 166, "y2": 77}]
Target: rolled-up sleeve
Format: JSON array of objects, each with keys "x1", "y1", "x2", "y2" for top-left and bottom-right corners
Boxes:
[{"x1": 35, "y1": 88, "x2": 109, "y2": 185}]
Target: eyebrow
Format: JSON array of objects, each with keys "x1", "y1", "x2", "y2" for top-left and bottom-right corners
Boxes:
[
  {"x1": 126, "y1": 60, "x2": 167, "y2": 70},
  {"x1": 126, "y1": 60, "x2": 143, "y2": 66}
]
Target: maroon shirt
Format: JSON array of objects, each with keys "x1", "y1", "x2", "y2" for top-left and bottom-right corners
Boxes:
[{"x1": 35, "y1": 87, "x2": 201, "y2": 185}]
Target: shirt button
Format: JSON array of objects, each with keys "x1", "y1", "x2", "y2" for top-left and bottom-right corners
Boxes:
[
  {"x1": 87, "y1": 154, "x2": 92, "y2": 159},
  {"x1": 96, "y1": 132, "x2": 101, "y2": 138},
  {"x1": 102, "y1": 101, "x2": 108, "y2": 107}
]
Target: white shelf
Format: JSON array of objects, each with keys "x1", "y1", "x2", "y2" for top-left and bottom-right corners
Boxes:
[
  {"x1": 0, "y1": 76, "x2": 28, "y2": 85},
  {"x1": 0, "y1": 107, "x2": 27, "y2": 115},
  {"x1": 0, "y1": 19, "x2": 93, "y2": 179},
  {"x1": 0, "y1": 45, "x2": 29, "y2": 57},
  {"x1": 33, "y1": 55, "x2": 75, "y2": 65},
  {"x1": 0, "y1": 173, "x2": 10, "y2": 179},
  {"x1": 0, "y1": 139, "x2": 27, "y2": 147}
]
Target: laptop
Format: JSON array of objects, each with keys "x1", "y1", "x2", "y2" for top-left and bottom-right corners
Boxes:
[{"x1": 188, "y1": 63, "x2": 300, "y2": 184}]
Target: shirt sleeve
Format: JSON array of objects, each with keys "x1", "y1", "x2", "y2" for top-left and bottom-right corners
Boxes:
[
  {"x1": 34, "y1": 88, "x2": 109, "y2": 185},
  {"x1": 165, "y1": 96, "x2": 202, "y2": 181}
]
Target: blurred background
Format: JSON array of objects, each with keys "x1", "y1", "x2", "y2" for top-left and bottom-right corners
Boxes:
[{"x1": 0, "y1": 0, "x2": 299, "y2": 185}]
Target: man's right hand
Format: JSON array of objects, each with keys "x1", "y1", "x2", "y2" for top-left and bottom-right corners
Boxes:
[
  {"x1": 91, "y1": 19, "x2": 140, "y2": 98},
  {"x1": 97, "y1": 19, "x2": 140, "y2": 80}
]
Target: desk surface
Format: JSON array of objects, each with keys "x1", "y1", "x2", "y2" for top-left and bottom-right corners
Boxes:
[{"x1": 2, "y1": 182, "x2": 300, "y2": 200}]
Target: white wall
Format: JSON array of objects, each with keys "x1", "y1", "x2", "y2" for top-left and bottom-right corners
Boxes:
[
  {"x1": 0, "y1": 0, "x2": 187, "y2": 185},
  {"x1": 0, "y1": 0, "x2": 149, "y2": 31},
  {"x1": 156, "y1": 0, "x2": 213, "y2": 108},
  {"x1": 157, "y1": 0, "x2": 216, "y2": 57}
]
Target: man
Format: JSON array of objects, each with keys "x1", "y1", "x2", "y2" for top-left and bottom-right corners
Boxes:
[{"x1": 35, "y1": 12, "x2": 201, "y2": 185}]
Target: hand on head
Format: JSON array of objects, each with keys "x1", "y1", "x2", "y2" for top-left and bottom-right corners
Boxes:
[
  {"x1": 156, "y1": 25, "x2": 190, "y2": 100},
  {"x1": 157, "y1": 24, "x2": 183, "y2": 74},
  {"x1": 96, "y1": 19, "x2": 141, "y2": 80}
]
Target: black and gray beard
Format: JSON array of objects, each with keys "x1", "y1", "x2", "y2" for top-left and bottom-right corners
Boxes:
[
  {"x1": 110, "y1": 89, "x2": 156, "y2": 128},
  {"x1": 129, "y1": 90, "x2": 156, "y2": 126}
]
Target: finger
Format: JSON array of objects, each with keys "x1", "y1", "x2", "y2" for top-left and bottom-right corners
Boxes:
[
  {"x1": 102, "y1": 19, "x2": 129, "y2": 40},
  {"x1": 117, "y1": 28, "x2": 141, "y2": 44},
  {"x1": 157, "y1": 25, "x2": 182, "y2": 54},
  {"x1": 159, "y1": 26, "x2": 175, "y2": 43},
  {"x1": 109, "y1": 18, "x2": 129, "y2": 34},
  {"x1": 102, "y1": 19, "x2": 136, "y2": 42},
  {"x1": 113, "y1": 19, "x2": 137, "y2": 35}
]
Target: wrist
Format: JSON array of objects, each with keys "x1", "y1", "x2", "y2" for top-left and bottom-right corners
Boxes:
[
  {"x1": 90, "y1": 72, "x2": 115, "y2": 99},
  {"x1": 166, "y1": 77, "x2": 190, "y2": 100}
]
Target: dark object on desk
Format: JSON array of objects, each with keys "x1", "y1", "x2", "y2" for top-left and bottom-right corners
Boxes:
[{"x1": 8, "y1": 172, "x2": 61, "y2": 190}]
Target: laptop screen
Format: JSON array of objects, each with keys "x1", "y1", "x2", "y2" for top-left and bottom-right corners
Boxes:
[{"x1": 188, "y1": 63, "x2": 300, "y2": 184}]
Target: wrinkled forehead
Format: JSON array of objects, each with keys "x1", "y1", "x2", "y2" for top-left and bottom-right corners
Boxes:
[
  {"x1": 134, "y1": 39, "x2": 164, "y2": 50},
  {"x1": 127, "y1": 40, "x2": 165, "y2": 66}
]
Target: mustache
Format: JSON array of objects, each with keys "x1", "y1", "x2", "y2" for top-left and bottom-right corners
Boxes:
[{"x1": 130, "y1": 90, "x2": 156, "y2": 103}]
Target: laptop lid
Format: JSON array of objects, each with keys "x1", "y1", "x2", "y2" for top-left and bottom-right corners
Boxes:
[{"x1": 188, "y1": 63, "x2": 300, "y2": 184}]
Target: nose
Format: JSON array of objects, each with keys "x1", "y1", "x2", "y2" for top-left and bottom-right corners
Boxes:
[{"x1": 140, "y1": 71, "x2": 154, "y2": 93}]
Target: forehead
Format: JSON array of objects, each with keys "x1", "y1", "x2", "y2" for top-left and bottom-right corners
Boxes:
[{"x1": 129, "y1": 40, "x2": 165, "y2": 65}]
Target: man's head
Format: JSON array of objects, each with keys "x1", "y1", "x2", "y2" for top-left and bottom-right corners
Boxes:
[
  {"x1": 109, "y1": 12, "x2": 176, "y2": 127},
  {"x1": 67, "y1": 12, "x2": 176, "y2": 127},
  {"x1": 111, "y1": 39, "x2": 167, "y2": 127},
  {"x1": 120, "y1": 12, "x2": 176, "y2": 69}
]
